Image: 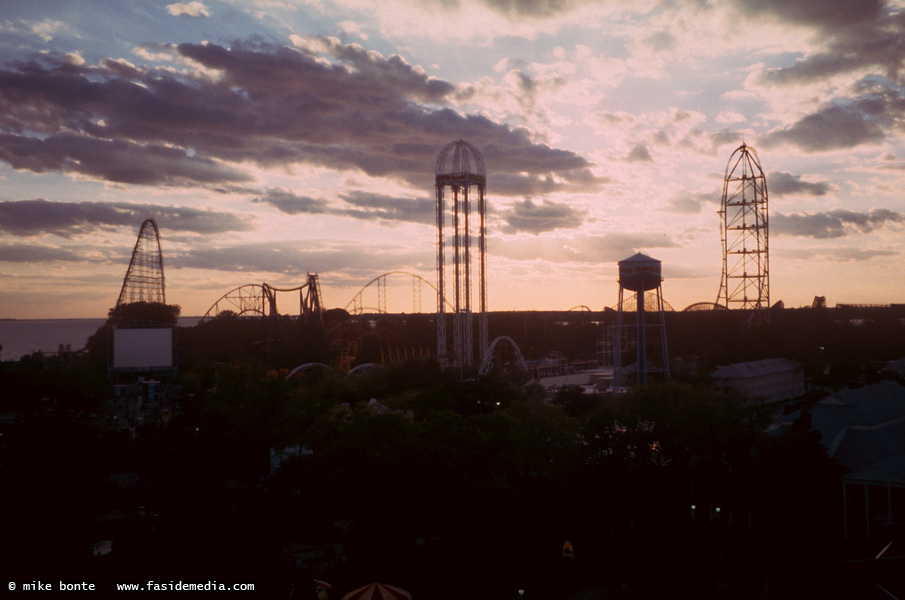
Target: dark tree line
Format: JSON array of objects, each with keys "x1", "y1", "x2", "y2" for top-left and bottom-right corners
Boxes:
[{"x1": 6, "y1": 305, "x2": 899, "y2": 597}]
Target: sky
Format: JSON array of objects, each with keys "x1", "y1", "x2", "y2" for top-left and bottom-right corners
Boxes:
[{"x1": 2, "y1": 0, "x2": 905, "y2": 319}]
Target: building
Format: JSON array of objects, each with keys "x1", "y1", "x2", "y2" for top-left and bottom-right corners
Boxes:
[
  {"x1": 811, "y1": 381, "x2": 905, "y2": 543},
  {"x1": 710, "y1": 357, "x2": 805, "y2": 409}
]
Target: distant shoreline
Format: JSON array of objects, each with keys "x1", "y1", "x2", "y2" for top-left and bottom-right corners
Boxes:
[{"x1": 0, "y1": 317, "x2": 204, "y2": 322}]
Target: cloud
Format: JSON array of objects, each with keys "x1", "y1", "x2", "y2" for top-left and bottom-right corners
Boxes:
[
  {"x1": 772, "y1": 208, "x2": 904, "y2": 238},
  {"x1": 626, "y1": 143, "x2": 652, "y2": 162},
  {"x1": 0, "y1": 243, "x2": 83, "y2": 263},
  {"x1": 166, "y1": 2, "x2": 210, "y2": 18},
  {"x1": 767, "y1": 171, "x2": 832, "y2": 196},
  {"x1": 494, "y1": 231, "x2": 678, "y2": 264},
  {"x1": 0, "y1": 133, "x2": 249, "y2": 186},
  {"x1": 753, "y1": 7, "x2": 904, "y2": 87},
  {"x1": 0, "y1": 39, "x2": 598, "y2": 195},
  {"x1": 251, "y1": 188, "x2": 435, "y2": 225},
  {"x1": 664, "y1": 193, "x2": 711, "y2": 215},
  {"x1": 427, "y1": 0, "x2": 586, "y2": 19},
  {"x1": 29, "y1": 20, "x2": 70, "y2": 42},
  {"x1": 741, "y1": 5, "x2": 905, "y2": 157},
  {"x1": 760, "y1": 102, "x2": 886, "y2": 152},
  {"x1": 338, "y1": 190, "x2": 435, "y2": 225},
  {"x1": 782, "y1": 246, "x2": 897, "y2": 262},
  {"x1": 732, "y1": 0, "x2": 883, "y2": 31},
  {"x1": 251, "y1": 189, "x2": 329, "y2": 215},
  {"x1": 172, "y1": 240, "x2": 434, "y2": 279},
  {"x1": 716, "y1": 112, "x2": 746, "y2": 124},
  {"x1": 500, "y1": 198, "x2": 586, "y2": 234},
  {"x1": 0, "y1": 199, "x2": 254, "y2": 238}
]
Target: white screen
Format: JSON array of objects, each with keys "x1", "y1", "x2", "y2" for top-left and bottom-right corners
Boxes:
[{"x1": 113, "y1": 328, "x2": 173, "y2": 369}]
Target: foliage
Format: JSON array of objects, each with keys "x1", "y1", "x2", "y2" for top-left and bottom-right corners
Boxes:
[
  {"x1": 7, "y1": 307, "x2": 865, "y2": 596},
  {"x1": 107, "y1": 301, "x2": 181, "y2": 324}
]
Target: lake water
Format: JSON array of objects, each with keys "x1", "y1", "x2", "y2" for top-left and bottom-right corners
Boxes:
[{"x1": 0, "y1": 317, "x2": 202, "y2": 361}]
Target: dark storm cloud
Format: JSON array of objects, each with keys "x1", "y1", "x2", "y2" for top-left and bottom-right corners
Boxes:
[
  {"x1": 0, "y1": 198, "x2": 253, "y2": 238},
  {"x1": 0, "y1": 39, "x2": 598, "y2": 194},
  {"x1": 501, "y1": 198, "x2": 586, "y2": 234},
  {"x1": 767, "y1": 171, "x2": 832, "y2": 196},
  {"x1": 773, "y1": 208, "x2": 904, "y2": 238}
]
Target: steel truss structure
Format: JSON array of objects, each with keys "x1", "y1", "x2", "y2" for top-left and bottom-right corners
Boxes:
[
  {"x1": 343, "y1": 271, "x2": 451, "y2": 316},
  {"x1": 478, "y1": 335, "x2": 528, "y2": 376},
  {"x1": 200, "y1": 272, "x2": 324, "y2": 325},
  {"x1": 717, "y1": 143, "x2": 770, "y2": 321},
  {"x1": 435, "y1": 139, "x2": 488, "y2": 370},
  {"x1": 117, "y1": 219, "x2": 166, "y2": 306}
]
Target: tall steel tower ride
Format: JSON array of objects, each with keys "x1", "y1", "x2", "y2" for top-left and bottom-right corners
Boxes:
[
  {"x1": 717, "y1": 143, "x2": 769, "y2": 322},
  {"x1": 435, "y1": 139, "x2": 488, "y2": 369}
]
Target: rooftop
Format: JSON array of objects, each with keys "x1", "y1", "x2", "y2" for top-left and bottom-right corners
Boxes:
[{"x1": 710, "y1": 357, "x2": 800, "y2": 380}]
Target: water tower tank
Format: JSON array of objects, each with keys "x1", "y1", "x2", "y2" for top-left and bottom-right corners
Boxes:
[{"x1": 618, "y1": 252, "x2": 662, "y2": 292}]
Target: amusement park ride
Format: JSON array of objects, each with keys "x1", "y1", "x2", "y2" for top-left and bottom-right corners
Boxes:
[
  {"x1": 113, "y1": 142, "x2": 772, "y2": 383},
  {"x1": 717, "y1": 143, "x2": 770, "y2": 322}
]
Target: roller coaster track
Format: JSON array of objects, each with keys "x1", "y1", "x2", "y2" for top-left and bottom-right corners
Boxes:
[
  {"x1": 200, "y1": 273, "x2": 324, "y2": 324},
  {"x1": 478, "y1": 335, "x2": 528, "y2": 376},
  {"x1": 344, "y1": 271, "x2": 453, "y2": 315}
]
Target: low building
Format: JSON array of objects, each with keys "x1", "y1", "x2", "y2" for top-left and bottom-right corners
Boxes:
[
  {"x1": 811, "y1": 381, "x2": 905, "y2": 543},
  {"x1": 710, "y1": 357, "x2": 805, "y2": 409}
]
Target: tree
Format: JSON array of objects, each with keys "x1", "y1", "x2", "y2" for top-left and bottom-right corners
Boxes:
[{"x1": 107, "y1": 301, "x2": 181, "y2": 324}]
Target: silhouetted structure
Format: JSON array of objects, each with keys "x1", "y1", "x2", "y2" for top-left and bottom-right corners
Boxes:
[
  {"x1": 717, "y1": 143, "x2": 769, "y2": 322},
  {"x1": 710, "y1": 357, "x2": 805, "y2": 407},
  {"x1": 201, "y1": 273, "x2": 324, "y2": 326},
  {"x1": 614, "y1": 253, "x2": 670, "y2": 392},
  {"x1": 810, "y1": 382, "x2": 905, "y2": 542},
  {"x1": 344, "y1": 271, "x2": 445, "y2": 315},
  {"x1": 435, "y1": 139, "x2": 488, "y2": 370},
  {"x1": 117, "y1": 218, "x2": 165, "y2": 306}
]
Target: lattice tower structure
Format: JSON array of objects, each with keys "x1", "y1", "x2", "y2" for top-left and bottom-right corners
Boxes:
[
  {"x1": 436, "y1": 139, "x2": 488, "y2": 370},
  {"x1": 117, "y1": 219, "x2": 166, "y2": 307},
  {"x1": 717, "y1": 143, "x2": 769, "y2": 322}
]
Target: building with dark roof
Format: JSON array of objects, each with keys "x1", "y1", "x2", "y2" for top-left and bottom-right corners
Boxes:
[
  {"x1": 710, "y1": 357, "x2": 805, "y2": 407},
  {"x1": 812, "y1": 381, "x2": 905, "y2": 542}
]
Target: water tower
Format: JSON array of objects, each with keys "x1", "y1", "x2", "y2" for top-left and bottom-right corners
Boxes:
[
  {"x1": 614, "y1": 252, "x2": 670, "y2": 393},
  {"x1": 435, "y1": 139, "x2": 488, "y2": 370}
]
